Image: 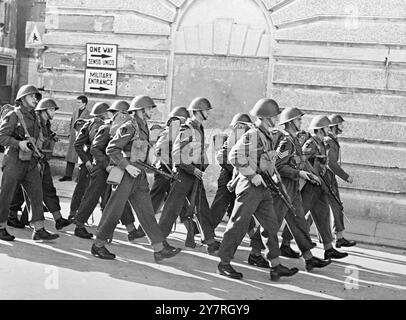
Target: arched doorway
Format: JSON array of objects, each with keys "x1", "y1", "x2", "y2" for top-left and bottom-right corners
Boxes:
[{"x1": 169, "y1": 0, "x2": 274, "y2": 129}]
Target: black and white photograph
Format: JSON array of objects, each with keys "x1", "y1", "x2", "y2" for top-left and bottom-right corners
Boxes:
[{"x1": 0, "y1": 0, "x2": 405, "y2": 306}]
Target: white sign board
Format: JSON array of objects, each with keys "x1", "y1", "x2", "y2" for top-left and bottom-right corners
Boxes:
[
  {"x1": 86, "y1": 43, "x2": 118, "y2": 69},
  {"x1": 84, "y1": 69, "x2": 117, "y2": 95}
]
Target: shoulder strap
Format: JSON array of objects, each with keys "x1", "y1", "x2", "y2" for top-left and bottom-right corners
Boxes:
[{"x1": 15, "y1": 108, "x2": 31, "y2": 138}]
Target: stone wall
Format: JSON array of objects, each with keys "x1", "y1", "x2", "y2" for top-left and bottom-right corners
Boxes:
[{"x1": 38, "y1": 0, "x2": 406, "y2": 229}]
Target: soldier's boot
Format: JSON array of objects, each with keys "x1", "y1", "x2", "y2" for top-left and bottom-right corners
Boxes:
[
  {"x1": 184, "y1": 218, "x2": 196, "y2": 248},
  {"x1": 91, "y1": 244, "x2": 115, "y2": 260},
  {"x1": 74, "y1": 226, "x2": 94, "y2": 239},
  {"x1": 128, "y1": 228, "x2": 146, "y2": 242},
  {"x1": 55, "y1": 217, "x2": 71, "y2": 231},
  {"x1": 305, "y1": 257, "x2": 331, "y2": 271},
  {"x1": 0, "y1": 228, "x2": 15, "y2": 241},
  {"x1": 7, "y1": 211, "x2": 25, "y2": 229},
  {"x1": 154, "y1": 246, "x2": 182, "y2": 263},
  {"x1": 324, "y1": 248, "x2": 348, "y2": 260},
  {"x1": 248, "y1": 253, "x2": 270, "y2": 269},
  {"x1": 217, "y1": 262, "x2": 243, "y2": 280},
  {"x1": 32, "y1": 228, "x2": 59, "y2": 241},
  {"x1": 336, "y1": 238, "x2": 357, "y2": 248},
  {"x1": 280, "y1": 244, "x2": 301, "y2": 259},
  {"x1": 206, "y1": 240, "x2": 221, "y2": 256},
  {"x1": 270, "y1": 264, "x2": 299, "y2": 281}
]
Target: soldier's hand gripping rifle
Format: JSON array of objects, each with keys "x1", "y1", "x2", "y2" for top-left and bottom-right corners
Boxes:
[
  {"x1": 260, "y1": 169, "x2": 296, "y2": 216},
  {"x1": 134, "y1": 160, "x2": 181, "y2": 182},
  {"x1": 27, "y1": 141, "x2": 45, "y2": 162},
  {"x1": 303, "y1": 160, "x2": 344, "y2": 211}
]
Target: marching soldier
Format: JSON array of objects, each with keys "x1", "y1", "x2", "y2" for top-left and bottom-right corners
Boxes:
[
  {"x1": 151, "y1": 106, "x2": 192, "y2": 246},
  {"x1": 73, "y1": 100, "x2": 138, "y2": 241},
  {"x1": 158, "y1": 97, "x2": 219, "y2": 254},
  {"x1": 325, "y1": 114, "x2": 356, "y2": 248},
  {"x1": 207, "y1": 113, "x2": 270, "y2": 268},
  {"x1": 69, "y1": 102, "x2": 110, "y2": 222},
  {"x1": 0, "y1": 85, "x2": 58, "y2": 241},
  {"x1": 91, "y1": 95, "x2": 181, "y2": 262},
  {"x1": 217, "y1": 98, "x2": 299, "y2": 281},
  {"x1": 271, "y1": 107, "x2": 332, "y2": 271},
  {"x1": 281, "y1": 115, "x2": 348, "y2": 260}
]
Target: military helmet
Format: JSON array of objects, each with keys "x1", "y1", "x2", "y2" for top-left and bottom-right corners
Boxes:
[
  {"x1": 90, "y1": 102, "x2": 110, "y2": 116},
  {"x1": 187, "y1": 97, "x2": 212, "y2": 111},
  {"x1": 308, "y1": 115, "x2": 331, "y2": 130},
  {"x1": 108, "y1": 100, "x2": 130, "y2": 112},
  {"x1": 168, "y1": 106, "x2": 189, "y2": 120},
  {"x1": 328, "y1": 114, "x2": 345, "y2": 127},
  {"x1": 35, "y1": 98, "x2": 59, "y2": 111},
  {"x1": 229, "y1": 113, "x2": 252, "y2": 127},
  {"x1": 129, "y1": 95, "x2": 156, "y2": 112},
  {"x1": 15, "y1": 85, "x2": 41, "y2": 102},
  {"x1": 249, "y1": 98, "x2": 281, "y2": 118},
  {"x1": 279, "y1": 107, "x2": 304, "y2": 125}
]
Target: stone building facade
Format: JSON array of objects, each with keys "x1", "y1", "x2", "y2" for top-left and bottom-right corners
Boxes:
[{"x1": 35, "y1": 0, "x2": 405, "y2": 245}]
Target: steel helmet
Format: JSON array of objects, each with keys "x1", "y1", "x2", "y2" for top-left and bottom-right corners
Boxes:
[
  {"x1": 187, "y1": 97, "x2": 212, "y2": 111},
  {"x1": 35, "y1": 98, "x2": 59, "y2": 111},
  {"x1": 168, "y1": 106, "x2": 189, "y2": 120},
  {"x1": 279, "y1": 107, "x2": 304, "y2": 125},
  {"x1": 308, "y1": 115, "x2": 331, "y2": 130},
  {"x1": 328, "y1": 114, "x2": 345, "y2": 127},
  {"x1": 108, "y1": 100, "x2": 130, "y2": 112},
  {"x1": 90, "y1": 102, "x2": 110, "y2": 116},
  {"x1": 129, "y1": 95, "x2": 156, "y2": 112},
  {"x1": 249, "y1": 98, "x2": 281, "y2": 118},
  {"x1": 15, "y1": 85, "x2": 41, "y2": 102},
  {"x1": 229, "y1": 113, "x2": 252, "y2": 127}
]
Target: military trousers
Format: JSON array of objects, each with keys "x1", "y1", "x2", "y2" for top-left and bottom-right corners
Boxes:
[
  {"x1": 70, "y1": 163, "x2": 90, "y2": 212},
  {"x1": 218, "y1": 177, "x2": 281, "y2": 263},
  {"x1": 150, "y1": 166, "x2": 189, "y2": 221},
  {"x1": 282, "y1": 182, "x2": 333, "y2": 244},
  {"x1": 209, "y1": 167, "x2": 236, "y2": 228},
  {"x1": 325, "y1": 170, "x2": 345, "y2": 233},
  {"x1": 74, "y1": 166, "x2": 132, "y2": 225},
  {"x1": 0, "y1": 154, "x2": 44, "y2": 223},
  {"x1": 96, "y1": 170, "x2": 164, "y2": 245},
  {"x1": 158, "y1": 169, "x2": 213, "y2": 240}
]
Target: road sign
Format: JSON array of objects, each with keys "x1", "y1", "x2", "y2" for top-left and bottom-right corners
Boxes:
[
  {"x1": 26, "y1": 21, "x2": 45, "y2": 48},
  {"x1": 84, "y1": 69, "x2": 117, "y2": 95},
  {"x1": 86, "y1": 43, "x2": 118, "y2": 69}
]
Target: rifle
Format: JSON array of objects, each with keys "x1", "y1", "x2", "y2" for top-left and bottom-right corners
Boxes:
[
  {"x1": 184, "y1": 178, "x2": 204, "y2": 247},
  {"x1": 303, "y1": 160, "x2": 344, "y2": 211},
  {"x1": 260, "y1": 170, "x2": 296, "y2": 216},
  {"x1": 27, "y1": 142, "x2": 45, "y2": 161},
  {"x1": 134, "y1": 160, "x2": 181, "y2": 182}
]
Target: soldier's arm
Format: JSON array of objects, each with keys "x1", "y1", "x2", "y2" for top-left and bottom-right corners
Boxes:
[
  {"x1": 276, "y1": 138, "x2": 300, "y2": 180},
  {"x1": 228, "y1": 130, "x2": 257, "y2": 180},
  {"x1": 74, "y1": 121, "x2": 92, "y2": 164},
  {"x1": 106, "y1": 123, "x2": 135, "y2": 170},
  {"x1": 172, "y1": 125, "x2": 196, "y2": 175},
  {"x1": 325, "y1": 138, "x2": 349, "y2": 181},
  {"x1": 90, "y1": 124, "x2": 110, "y2": 169},
  {"x1": 0, "y1": 112, "x2": 22, "y2": 148}
]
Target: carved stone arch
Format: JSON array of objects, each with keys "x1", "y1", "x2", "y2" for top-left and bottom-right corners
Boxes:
[{"x1": 167, "y1": 0, "x2": 275, "y2": 129}]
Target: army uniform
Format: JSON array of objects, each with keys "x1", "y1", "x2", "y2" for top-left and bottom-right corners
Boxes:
[
  {"x1": 158, "y1": 117, "x2": 213, "y2": 243},
  {"x1": 74, "y1": 120, "x2": 135, "y2": 233},
  {"x1": 0, "y1": 105, "x2": 45, "y2": 227},
  {"x1": 93, "y1": 95, "x2": 181, "y2": 262},
  {"x1": 70, "y1": 115, "x2": 106, "y2": 217}
]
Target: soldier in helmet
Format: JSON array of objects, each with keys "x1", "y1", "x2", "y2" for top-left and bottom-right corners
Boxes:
[
  {"x1": 158, "y1": 97, "x2": 220, "y2": 254},
  {"x1": 0, "y1": 85, "x2": 59, "y2": 241},
  {"x1": 324, "y1": 114, "x2": 356, "y2": 248},
  {"x1": 69, "y1": 102, "x2": 111, "y2": 235},
  {"x1": 266, "y1": 107, "x2": 332, "y2": 271},
  {"x1": 150, "y1": 106, "x2": 193, "y2": 245},
  {"x1": 217, "y1": 98, "x2": 299, "y2": 281},
  {"x1": 73, "y1": 100, "x2": 138, "y2": 242},
  {"x1": 281, "y1": 115, "x2": 349, "y2": 260},
  {"x1": 91, "y1": 95, "x2": 181, "y2": 262}
]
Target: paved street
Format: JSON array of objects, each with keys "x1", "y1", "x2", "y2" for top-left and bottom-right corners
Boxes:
[{"x1": 1, "y1": 195, "x2": 406, "y2": 300}]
